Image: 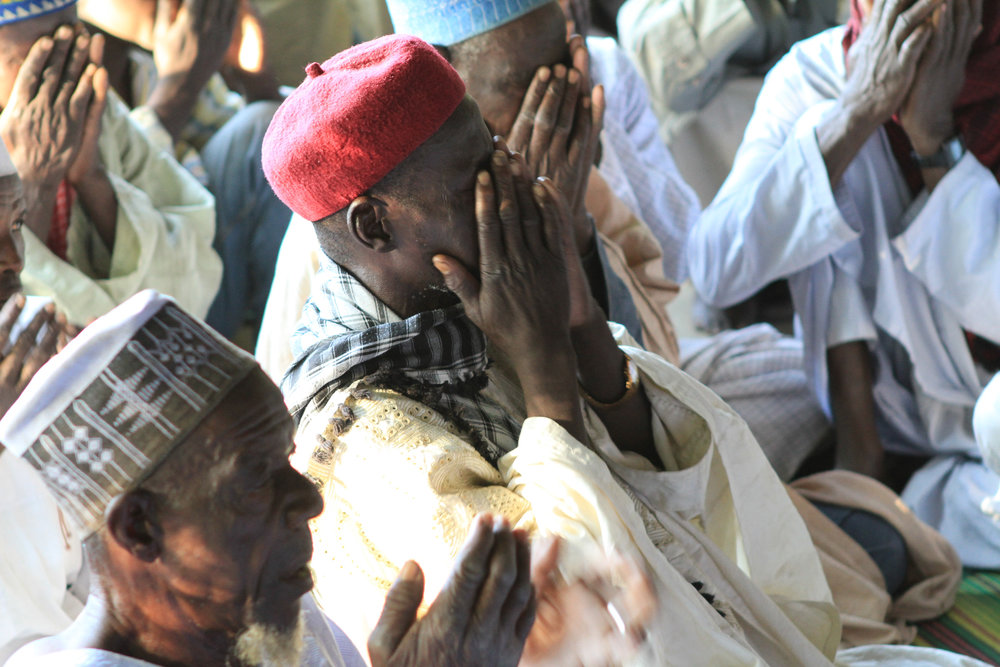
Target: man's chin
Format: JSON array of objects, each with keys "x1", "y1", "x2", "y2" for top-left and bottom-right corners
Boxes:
[
  {"x1": 407, "y1": 284, "x2": 461, "y2": 314},
  {"x1": 233, "y1": 612, "x2": 305, "y2": 667}
]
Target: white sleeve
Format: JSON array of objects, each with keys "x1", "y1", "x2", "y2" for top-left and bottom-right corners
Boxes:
[
  {"x1": 687, "y1": 37, "x2": 860, "y2": 307},
  {"x1": 893, "y1": 152, "x2": 1000, "y2": 340},
  {"x1": 590, "y1": 37, "x2": 701, "y2": 282}
]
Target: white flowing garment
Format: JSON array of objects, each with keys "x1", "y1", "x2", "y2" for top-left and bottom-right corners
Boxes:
[
  {"x1": 0, "y1": 453, "x2": 84, "y2": 664},
  {"x1": 688, "y1": 27, "x2": 1000, "y2": 567},
  {"x1": 4, "y1": 594, "x2": 363, "y2": 667}
]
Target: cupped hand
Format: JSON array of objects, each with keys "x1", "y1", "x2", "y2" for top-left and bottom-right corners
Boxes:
[
  {"x1": 841, "y1": 0, "x2": 942, "y2": 126},
  {"x1": 153, "y1": 0, "x2": 240, "y2": 87},
  {"x1": 505, "y1": 36, "x2": 605, "y2": 254},
  {"x1": 432, "y1": 144, "x2": 574, "y2": 364},
  {"x1": 0, "y1": 26, "x2": 100, "y2": 201},
  {"x1": 67, "y1": 34, "x2": 109, "y2": 186},
  {"x1": 899, "y1": 0, "x2": 983, "y2": 156},
  {"x1": 521, "y1": 537, "x2": 658, "y2": 667},
  {"x1": 367, "y1": 514, "x2": 535, "y2": 667},
  {"x1": 0, "y1": 296, "x2": 64, "y2": 416}
]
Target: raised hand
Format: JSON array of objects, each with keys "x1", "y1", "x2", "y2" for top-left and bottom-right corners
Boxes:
[
  {"x1": 0, "y1": 26, "x2": 101, "y2": 239},
  {"x1": 67, "y1": 34, "x2": 109, "y2": 187},
  {"x1": 506, "y1": 36, "x2": 605, "y2": 255},
  {"x1": 841, "y1": 0, "x2": 942, "y2": 126},
  {"x1": 149, "y1": 0, "x2": 240, "y2": 138},
  {"x1": 367, "y1": 514, "x2": 535, "y2": 667},
  {"x1": 521, "y1": 537, "x2": 657, "y2": 667},
  {"x1": 432, "y1": 141, "x2": 587, "y2": 441},
  {"x1": 899, "y1": 0, "x2": 983, "y2": 156},
  {"x1": 0, "y1": 296, "x2": 64, "y2": 416}
]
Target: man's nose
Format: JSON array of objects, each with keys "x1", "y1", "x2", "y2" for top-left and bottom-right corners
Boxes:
[{"x1": 281, "y1": 467, "x2": 324, "y2": 527}]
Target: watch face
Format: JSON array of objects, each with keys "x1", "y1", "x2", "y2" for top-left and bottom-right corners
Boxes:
[{"x1": 915, "y1": 136, "x2": 966, "y2": 170}]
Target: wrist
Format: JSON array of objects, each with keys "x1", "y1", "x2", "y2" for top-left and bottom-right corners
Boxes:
[
  {"x1": 517, "y1": 344, "x2": 583, "y2": 421},
  {"x1": 67, "y1": 161, "x2": 106, "y2": 189},
  {"x1": 147, "y1": 76, "x2": 203, "y2": 140},
  {"x1": 910, "y1": 128, "x2": 959, "y2": 160}
]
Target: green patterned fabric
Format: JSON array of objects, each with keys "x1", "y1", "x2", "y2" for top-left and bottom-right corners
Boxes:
[{"x1": 915, "y1": 570, "x2": 1000, "y2": 664}]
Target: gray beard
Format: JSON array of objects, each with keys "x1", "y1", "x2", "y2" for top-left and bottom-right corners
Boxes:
[{"x1": 231, "y1": 611, "x2": 305, "y2": 667}]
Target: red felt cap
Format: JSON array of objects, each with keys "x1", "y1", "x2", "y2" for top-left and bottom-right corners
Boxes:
[{"x1": 262, "y1": 35, "x2": 467, "y2": 222}]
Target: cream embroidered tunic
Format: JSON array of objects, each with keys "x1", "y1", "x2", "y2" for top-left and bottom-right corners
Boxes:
[{"x1": 299, "y1": 329, "x2": 841, "y2": 666}]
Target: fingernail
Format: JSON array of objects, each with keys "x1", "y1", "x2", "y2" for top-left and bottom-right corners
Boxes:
[
  {"x1": 15, "y1": 294, "x2": 25, "y2": 307},
  {"x1": 56, "y1": 25, "x2": 73, "y2": 38},
  {"x1": 568, "y1": 69, "x2": 580, "y2": 84},
  {"x1": 38, "y1": 36, "x2": 53, "y2": 49},
  {"x1": 477, "y1": 171, "x2": 490, "y2": 186},
  {"x1": 399, "y1": 561, "x2": 420, "y2": 581},
  {"x1": 554, "y1": 64, "x2": 566, "y2": 78},
  {"x1": 493, "y1": 151, "x2": 506, "y2": 165},
  {"x1": 432, "y1": 257, "x2": 450, "y2": 275},
  {"x1": 510, "y1": 160, "x2": 522, "y2": 176},
  {"x1": 493, "y1": 515, "x2": 509, "y2": 532},
  {"x1": 44, "y1": 302, "x2": 55, "y2": 314},
  {"x1": 538, "y1": 66, "x2": 551, "y2": 82}
]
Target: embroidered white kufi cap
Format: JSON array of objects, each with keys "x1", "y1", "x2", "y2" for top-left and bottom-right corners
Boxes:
[{"x1": 0, "y1": 290, "x2": 258, "y2": 535}]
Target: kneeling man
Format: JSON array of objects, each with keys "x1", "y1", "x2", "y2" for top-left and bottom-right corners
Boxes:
[{"x1": 1, "y1": 290, "x2": 536, "y2": 667}]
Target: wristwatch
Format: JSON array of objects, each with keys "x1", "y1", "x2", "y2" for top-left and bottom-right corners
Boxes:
[
  {"x1": 580, "y1": 353, "x2": 641, "y2": 410},
  {"x1": 912, "y1": 135, "x2": 966, "y2": 170}
]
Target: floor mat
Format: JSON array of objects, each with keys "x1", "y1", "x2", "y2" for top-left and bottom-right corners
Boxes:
[{"x1": 914, "y1": 570, "x2": 1000, "y2": 665}]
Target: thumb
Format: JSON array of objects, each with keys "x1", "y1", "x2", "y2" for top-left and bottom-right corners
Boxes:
[
  {"x1": 368, "y1": 561, "x2": 424, "y2": 667},
  {"x1": 432, "y1": 255, "x2": 479, "y2": 306}
]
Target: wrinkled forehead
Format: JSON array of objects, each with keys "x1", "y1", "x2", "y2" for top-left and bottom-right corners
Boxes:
[
  {"x1": 0, "y1": 6, "x2": 78, "y2": 48},
  {"x1": 0, "y1": 174, "x2": 24, "y2": 205}
]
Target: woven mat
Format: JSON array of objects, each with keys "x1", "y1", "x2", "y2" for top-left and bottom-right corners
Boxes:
[{"x1": 914, "y1": 570, "x2": 1000, "y2": 664}]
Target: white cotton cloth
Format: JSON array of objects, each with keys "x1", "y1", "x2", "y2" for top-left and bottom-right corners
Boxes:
[
  {"x1": 5, "y1": 594, "x2": 363, "y2": 667},
  {"x1": 688, "y1": 26, "x2": 1000, "y2": 566},
  {"x1": 0, "y1": 452, "x2": 84, "y2": 664}
]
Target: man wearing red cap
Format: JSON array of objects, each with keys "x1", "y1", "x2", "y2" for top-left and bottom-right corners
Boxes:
[{"x1": 262, "y1": 34, "x2": 924, "y2": 666}]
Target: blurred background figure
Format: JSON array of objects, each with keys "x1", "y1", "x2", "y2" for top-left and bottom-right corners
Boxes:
[
  {"x1": 253, "y1": 0, "x2": 392, "y2": 87},
  {"x1": 79, "y1": 0, "x2": 293, "y2": 345},
  {"x1": 0, "y1": 0, "x2": 221, "y2": 327}
]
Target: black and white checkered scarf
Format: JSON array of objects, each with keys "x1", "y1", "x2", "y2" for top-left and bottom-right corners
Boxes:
[{"x1": 282, "y1": 257, "x2": 519, "y2": 463}]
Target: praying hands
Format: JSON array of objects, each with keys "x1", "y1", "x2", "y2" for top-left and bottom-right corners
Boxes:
[{"x1": 0, "y1": 25, "x2": 111, "y2": 245}]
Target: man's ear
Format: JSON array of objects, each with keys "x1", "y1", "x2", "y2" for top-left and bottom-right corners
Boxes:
[
  {"x1": 346, "y1": 196, "x2": 393, "y2": 252},
  {"x1": 105, "y1": 490, "x2": 163, "y2": 563}
]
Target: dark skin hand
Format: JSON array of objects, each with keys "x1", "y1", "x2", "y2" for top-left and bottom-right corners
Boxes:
[
  {"x1": 433, "y1": 143, "x2": 588, "y2": 444},
  {"x1": 505, "y1": 35, "x2": 605, "y2": 255},
  {"x1": 435, "y1": 139, "x2": 658, "y2": 466},
  {"x1": 147, "y1": 0, "x2": 240, "y2": 141},
  {"x1": 521, "y1": 537, "x2": 656, "y2": 666},
  {"x1": 502, "y1": 40, "x2": 656, "y2": 466},
  {"x1": 817, "y1": 0, "x2": 941, "y2": 186},
  {"x1": 368, "y1": 514, "x2": 535, "y2": 667},
  {"x1": 0, "y1": 295, "x2": 72, "y2": 416},
  {"x1": 1, "y1": 25, "x2": 117, "y2": 251},
  {"x1": 900, "y1": 0, "x2": 982, "y2": 191},
  {"x1": 827, "y1": 341, "x2": 886, "y2": 480}
]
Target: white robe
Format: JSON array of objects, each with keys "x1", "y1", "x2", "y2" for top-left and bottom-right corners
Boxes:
[
  {"x1": 4, "y1": 594, "x2": 363, "y2": 667},
  {"x1": 21, "y1": 93, "x2": 222, "y2": 326},
  {"x1": 0, "y1": 453, "x2": 84, "y2": 664},
  {"x1": 687, "y1": 27, "x2": 1000, "y2": 566}
]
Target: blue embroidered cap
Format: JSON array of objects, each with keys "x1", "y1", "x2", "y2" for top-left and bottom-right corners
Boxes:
[
  {"x1": 0, "y1": 0, "x2": 78, "y2": 25},
  {"x1": 386, "y1": 0, "x2": 550, "y2": 46}
]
